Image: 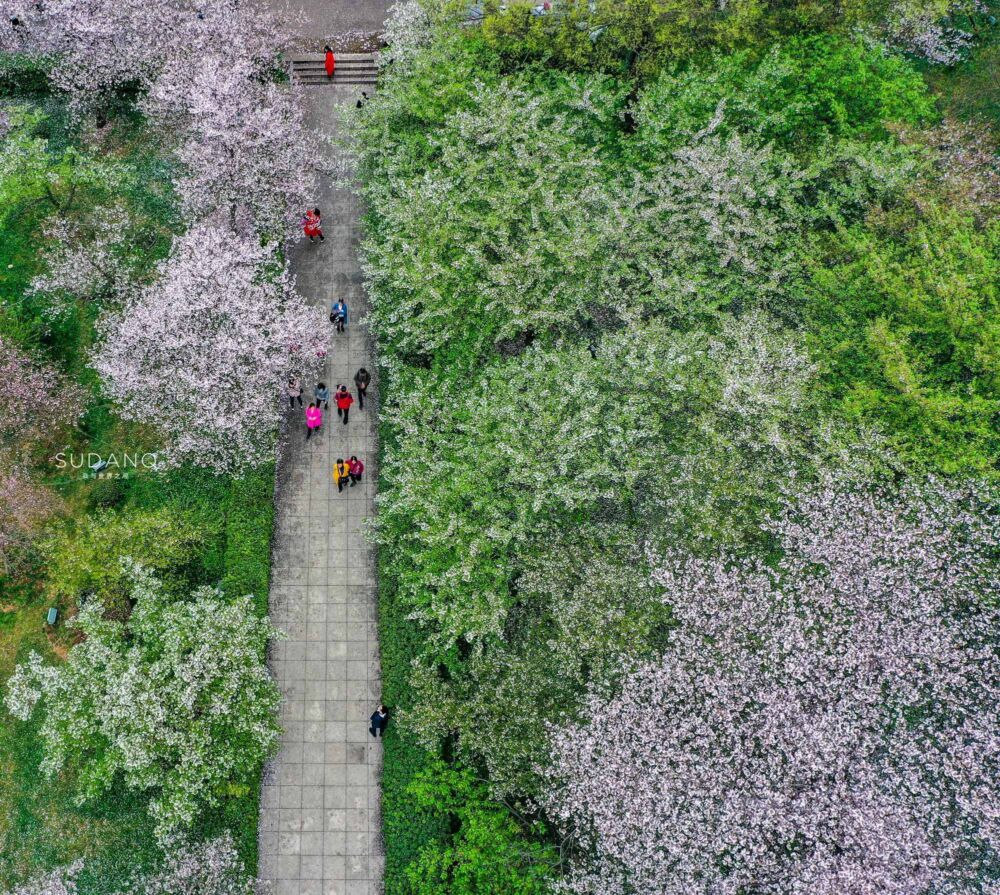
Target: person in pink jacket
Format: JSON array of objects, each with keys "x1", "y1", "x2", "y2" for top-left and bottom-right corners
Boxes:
[{"x1": 305, "y1": 402, "x2": 323, "y2": 440}]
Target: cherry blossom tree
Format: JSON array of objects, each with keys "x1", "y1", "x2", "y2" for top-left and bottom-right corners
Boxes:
[
  {"x1": 92, "y1": 217, "x2": 328, "y2": 473},
  {"x1": 29, "y1": 205, "x2": 149, "y2": 311},
  {"x1": 895, "y1": 116, "x2": 1000, "y2": 212},
  {"x1": 0, "y1": 0, "x2": 283, "y2": 110},
  {"x1": 7, "y1": 861, "x2": 83, "y2": 895},
  {"x1": 0, "y1": 0, "x2": 172, "y2": 107},
  {"x1": 5, "y1": 563, "x2": 282, "y2": 844},
  {"x1": 1, "y1": 0, "x2": 316, "y2": 237},
  {"x1": 0, "y1": 336, "x2": 84, "y2": 456},
  {"x1": 546, "y1": 478, "x2": 1000, "y2": 895},
  {"x1": 150, "y1": 55, "x2": 315, "y2": 237},
  {"x1": 0, "y1": 337, "x2": 84, "y2": 571},
  {"x1": 0, "y1": 467, "x2": 60, "y2": 574}
]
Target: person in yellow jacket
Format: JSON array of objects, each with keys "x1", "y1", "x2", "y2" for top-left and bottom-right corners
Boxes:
[{"x1": 333, "y1": 458, "x2": 351, "y2": 493}]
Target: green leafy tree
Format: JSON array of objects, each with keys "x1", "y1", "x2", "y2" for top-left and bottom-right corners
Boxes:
[
  {"x1": 633, "y1": 36, "x2": 934, "y2": 160},
  {"x1": 0, "y1": 105, "x2": 129, "y2": 215},
  {"x1": 803, "y1": 195, "x2": 1000, "y2": 473},
  {"x1": 42, "y1": 507, "x2": 212, "y2": 616},
  {"x1": 473, "y1": 0, "x2": 840, "y2": 74},
  {"x1": 404, "y1": 762, "x2": 557, "y2": 894},
  {"x1": 4, "y1": 564, "x2": 281, "y2": 844}
]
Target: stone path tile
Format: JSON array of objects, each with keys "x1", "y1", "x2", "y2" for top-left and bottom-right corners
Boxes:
[{"x1": 259, "y1": 82, "x2": 383, "y2": 895}]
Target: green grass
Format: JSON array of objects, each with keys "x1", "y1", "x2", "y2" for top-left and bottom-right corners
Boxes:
[
  {"x1": 377, "y1": 566, "x2": 450, "y2": 895},
  {"x1": 0, "y1": 590, "x2": 162, "y2": 892},
  {"x1": 0, "y1": 459, "x2": 278, "y2": 891}
]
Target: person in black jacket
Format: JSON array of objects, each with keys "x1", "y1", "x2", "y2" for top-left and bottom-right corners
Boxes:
[
  {"x1": 354, "y1": 367, "x2": 371, "y2": 410},
  {"x1": 369, "y1": 704, "x2": 388, "y2": 738}
]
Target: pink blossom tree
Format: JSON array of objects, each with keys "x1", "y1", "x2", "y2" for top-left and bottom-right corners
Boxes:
[
  {"x1": 0, "y1": 337, "x2": 84, "y2": 571},
  {"x1": 0, "y1": 0, "x2": 283, "y2": 111},
  {"x1": 546, "y1": 478, "x2": 1000, "y2": 895},
  {"x1": 29, "y1": 205, "x2": 148, "y2": 310},
  {"x1": 0, "y1": 467, "x2": 60, "y2": 574},
  {"x1": 149, "y1": 55, "x2": 316, "y2": 237},
  {"x1": 0, "y1": 336, "x2": 84, "y2": 455},
  {"x1": 0, "y1": 0, "x2": 173, "y2": 107},
  {"x1": 92, "y1": 217, "x2": 329, "y2": 473}
]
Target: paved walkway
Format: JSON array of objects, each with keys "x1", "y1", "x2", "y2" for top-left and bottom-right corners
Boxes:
[
  {"x1": 258, "y1": 83, "x2": 383, "y2": 895},
  {"x1": 256, "y1": 0, "x2": 391, "y2": 48}
]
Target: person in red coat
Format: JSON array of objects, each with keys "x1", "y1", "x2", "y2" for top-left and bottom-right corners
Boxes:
[
  {"x1": 302, "y1": 208, "x2": 324, "y2": 243},
  {"x1": 335, "y1": 384, "x2": 354, "y2": 425},
  {"x1": 348, "y1": 455, "x2": 364, "y2": 486},
  {"x1": 324, "y1": 44, "x2": 335, "y2": 80}
]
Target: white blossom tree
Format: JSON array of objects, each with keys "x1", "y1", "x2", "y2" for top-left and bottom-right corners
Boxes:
[
  {"x1": 611, "y1": 112, "x2": 805, "y2": 324},
  {"x1": 546, "y1": 478, "x2": 1000, "y2": 895},
  {"x1": 381, "y1": 0, "x2": 436, "y2": 71},
  {"x1": 872, "y1": 0, "x2": 986, "y2": 64},
  {"x1": 5, "y1": 564, "x2": 282, "y2": 844},
  {"x1": 8, "y1": 834, "x2": 257, "y2": 895},
  {"x1": 92, "y1": 217, "x2": 329, "y2": 473},
  {"x1": 127, "y1": 834, "x2": 257, "y2": 895},
  {"x1": 7, "y1": 861, "x2": 83, "y2": 895}
]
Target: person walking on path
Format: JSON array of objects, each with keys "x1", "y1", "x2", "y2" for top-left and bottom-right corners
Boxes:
[
  {"x1": 369, "y1": 705, "x2": 388, "y2": 738},
  {"x1": 324, "y1": 44, "x2": 336, "y2": 80},
  {"x1": 348, "y1": 455, "x2": 364, "y2": 486},
  {"x1": 314, "y1": 381, "x2": 330, "y2": 410},
  {"x1": 333, "y1": 458, "x2": 350, "y2": 493},
  {"x1": 335, "y1": 385, "x2": 353, "y2": 425},
  {"x1": 303, "y1": 208, "x2": 324, "y2": 243},
  {"x1": 354, "y1": 367, "x2": 370, "y2": 410},
  {"x1": 330, "y1": 299, "x2": 347, "y2": 333},
  {"x1": 287, "y1": 375, "x2": 303, "y2": 408},
  {"x1": 305, "y1": 402, "x2": 323, "y2": 440}
]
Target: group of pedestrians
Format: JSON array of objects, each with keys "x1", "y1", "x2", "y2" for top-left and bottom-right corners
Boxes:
[
  {"x1": 287, "y1": 371, "x2": 370, "y2": 437},
  {"x1": 333, "y1": 455, "x2": 365, "y2": 492},
  {"x1": 295, "y1": 196, "x2": 389, "y2": 739}
]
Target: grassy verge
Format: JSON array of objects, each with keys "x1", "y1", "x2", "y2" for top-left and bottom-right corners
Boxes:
[{"x1": 375, "y1": 418, "x2": 449, "y2": 894}]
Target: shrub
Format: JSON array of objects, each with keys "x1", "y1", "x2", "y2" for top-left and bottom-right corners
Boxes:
[{"x1": 41, "y1": 507, "x2": 210, "y2": 616}]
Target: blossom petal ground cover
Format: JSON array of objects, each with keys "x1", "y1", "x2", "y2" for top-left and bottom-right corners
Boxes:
[{"x1": 2, "y1": 0, "x2": 1000, "y2": 893}]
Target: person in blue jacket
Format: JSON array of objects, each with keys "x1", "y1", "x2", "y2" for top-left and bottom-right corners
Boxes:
[{"x1": 330, "y1": 299, "x2": 348, "y2": 333}]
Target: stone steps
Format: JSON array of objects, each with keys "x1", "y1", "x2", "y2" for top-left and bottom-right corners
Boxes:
[{"x1": 289, "y1": 53, "x2": 377, "y2": 86}]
